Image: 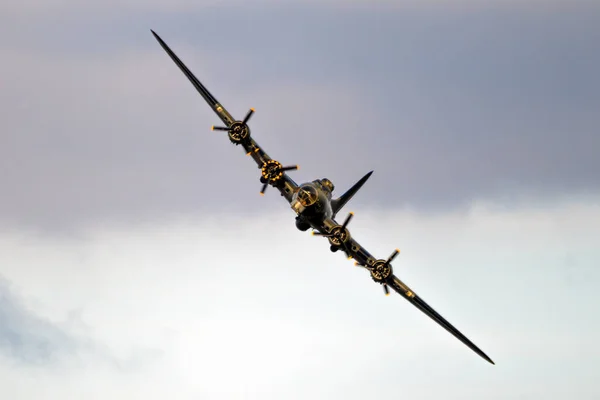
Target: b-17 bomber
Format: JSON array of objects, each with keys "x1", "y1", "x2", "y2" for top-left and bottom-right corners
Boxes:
[{"x1": 151, "y1": 30, "x2": 494, "y2": 365}]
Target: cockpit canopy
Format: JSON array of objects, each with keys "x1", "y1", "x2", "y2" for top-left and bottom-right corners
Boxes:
[{"x1": 296, "y1": 184, "x2": 318, "y2": 207}]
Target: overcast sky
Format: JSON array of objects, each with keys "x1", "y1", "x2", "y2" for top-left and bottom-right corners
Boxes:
[{"x1": 1, "y1": 0, "x2": 599, "y2": 399}]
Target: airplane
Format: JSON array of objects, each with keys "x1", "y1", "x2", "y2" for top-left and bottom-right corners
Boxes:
[{"x1": 151, "y1": 30, "x2": 495, "y2": 365}]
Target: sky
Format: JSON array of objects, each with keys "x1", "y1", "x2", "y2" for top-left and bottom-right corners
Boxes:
[{"x1": 1, "y1": 0, "x2": 599, "y2": 398}]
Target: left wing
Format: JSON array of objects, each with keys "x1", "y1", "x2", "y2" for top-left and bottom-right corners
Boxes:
[
  {"x1": 388, "y1": 275, "x2": 495, "y2": 365},
  {"x1": 317, "y1": 215, "x2": 495, "y2": 364},
  {"x1": 151, "y1": 30, "x2": 299, "y2": 202}
]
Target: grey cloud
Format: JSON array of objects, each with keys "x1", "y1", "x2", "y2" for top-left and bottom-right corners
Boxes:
[
  {"x1": 0, "y1": 276, "x2": 162, "y2": 372},
  {"x1": 1, "y1": 2, "x2": 600, "y2": 230},
  {"x1": 0, "y1": 277, "x2": 76, "y2": 364},
  {"x1": 1, "y1": 204, "x2": 600, "y2": 398}
]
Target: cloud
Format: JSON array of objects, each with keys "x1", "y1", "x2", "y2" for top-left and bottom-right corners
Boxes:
[
  {"x1": 2, "y1": 1, "x2": 599, "y2": 231},
  {"x1": 0, "y1": 42, "x2": 377, "y2": 230},
  {"x1": 0, "y1": 0, "x2": 584, "y2": 17},
  {"x1": 0, "y1": 198, "x2": 599, "y2": 398},
  {"x1": 0, "y1": 274, "x2": 163, "y2": 381},
  {"x1": 0, "y1": 276, "x2": 76, "y2": 365},
  {"x1": 2, "y1": 0, "x2": 598, "y2": 397}
]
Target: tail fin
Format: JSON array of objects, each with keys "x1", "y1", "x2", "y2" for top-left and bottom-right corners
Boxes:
[{"x1": 331, "y1": 171, "x2": 373, "y2": 218}]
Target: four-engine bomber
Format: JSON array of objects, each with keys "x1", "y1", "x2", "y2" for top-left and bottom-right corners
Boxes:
[{"x1": 151, "y1": 30, "x2": 494, "y2": 365}]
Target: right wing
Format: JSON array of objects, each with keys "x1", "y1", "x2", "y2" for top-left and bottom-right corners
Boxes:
[
  {"x1": 151, "y1": 30, "x2": 299, "y2": 202},
  {"x1": 152, "y1": 30, "x2": 234, "y2": 126}
]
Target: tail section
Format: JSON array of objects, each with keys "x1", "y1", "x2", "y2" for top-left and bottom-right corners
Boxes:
[{"x1": 331, "y1": 171, "x2": 373, "y2": 218}]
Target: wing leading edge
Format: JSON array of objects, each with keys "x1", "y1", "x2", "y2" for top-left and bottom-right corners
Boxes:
[
  {"x1": 389, "y1": 275, "x2": 495, "y2": 365},
  {"x1": 151, "y1": 30, "x2": 300, "y2": 202},
  {"x1": 319, "y1": 214, "x2": 494, "y2": 364},
  {"x1": 151, "y1": 30, "x2": 234, "y2": 126}
]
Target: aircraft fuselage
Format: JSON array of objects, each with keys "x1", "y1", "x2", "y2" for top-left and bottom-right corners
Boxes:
[{"x1": 291, "y1": 180, "x2": 334, "y2": 231}]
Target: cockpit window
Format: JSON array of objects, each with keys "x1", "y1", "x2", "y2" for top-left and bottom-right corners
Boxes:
[{"x1": 297, "y1": 185, "x2": 318, "y2": 207}]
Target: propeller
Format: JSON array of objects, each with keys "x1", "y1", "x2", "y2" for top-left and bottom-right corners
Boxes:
[
  {"x1": 212, "y1": 108, "x2": 255, "y2": 144},
  {"x1": 369, "y1": 248, "x2": 400, "y2": 296},
  {"x1": 259, "y1": 160, "x2": 298, "y2": 195},
  {"x1": 312, "y1": 212, "x2": 354, "y2": 254}
]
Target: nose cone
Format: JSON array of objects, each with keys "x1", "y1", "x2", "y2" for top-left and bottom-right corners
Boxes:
[{"x1": 296, "y1": 185, "x2": 318, "y2": 207}]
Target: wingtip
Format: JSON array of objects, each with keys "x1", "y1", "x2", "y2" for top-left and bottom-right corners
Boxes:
[
  {"x1": 479, "y1": 352, "x2": 495, "y2": 365},
  {"x1": 150, "y1": 30, "x2": 163, "y2": 43},
  {"x1": 471, "y1": 346, "x2": 495, "y2": 365}
]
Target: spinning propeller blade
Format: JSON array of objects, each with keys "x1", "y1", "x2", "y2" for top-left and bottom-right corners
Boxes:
[
  {"x1": 260, "y1": 180, "x2": 269, "y2": 195},
  {"x1": 341, "y1": 212, "x2": 354, "y2": 229},
  {"x1": 211, "y1": 107, "x2": 255, "y2": 139},
  {"x1": 242, "y1": 108, "x2": 255, "y2": 125},
  {"x1": 383, "y1": 284, "x2": 390, "y2": 296},
  {"x1": 386, "y1": 249, "x2": 400, "y2": 264}
]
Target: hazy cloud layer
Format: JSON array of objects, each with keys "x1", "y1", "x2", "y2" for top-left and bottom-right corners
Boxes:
[
  {"x1": 0, "y1": 277, "x2": 76, "y2": 364},
  {"x1": 0, "y1": 275, "x2": 162, "y2": 379},
  {"x1": 2, "y1": 1, "x2": 599, "y2": 229},
  {"x1": 1, "y1": 199, "x2": 599, "y2": 398},
  {"x1": 1, "y1": 0, "x2": 584, "y2": 17}
]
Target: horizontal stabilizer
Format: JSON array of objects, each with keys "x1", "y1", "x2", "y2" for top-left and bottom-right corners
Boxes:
[{"x1": 331, "y1": 171, "x2": 373, "y2": 218}]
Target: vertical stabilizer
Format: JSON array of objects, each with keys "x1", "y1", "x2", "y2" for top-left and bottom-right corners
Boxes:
[{"x1": 331, "y1": 171, "x2": 373, "y2": 218}]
